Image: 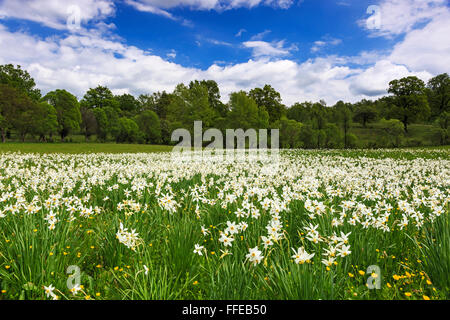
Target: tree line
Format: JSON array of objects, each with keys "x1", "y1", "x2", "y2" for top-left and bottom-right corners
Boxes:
[{"x1": 0, "y1": 64, "x2": 449, "y2": 148}]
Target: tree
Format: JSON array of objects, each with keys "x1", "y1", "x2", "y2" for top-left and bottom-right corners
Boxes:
[
  {"x1": 0, "y1": 84, "x2": 36, "y2": 141},
  {"x1": 167, "y1": 83, "x2": 216, "y2": 133},
  {"x1": 138, "y1": 91, "x2": 173, "y2": 119},
  {"x1": 275, "y1": 118, "x2": 303, "y2": 148},
  {"x1": 249, "y1": 85, "x2": 285, "y2": 124},
  {"x1": 136, "y1": 110, "x2": 161, "y2": 144},
  {"x1": 31, "y1": 102, "x2": 59, "y2": 142},
  {"x1": 353, "y1": 100, "x2": 378, "y2": 127},
  {"x1": 81, "y1": 106, "x2": 98, "y2": 141},
  {"x1": 116, "y1": 93, "x2": 138, "y2": 116},
  {"x1": 324, "y1": 123, "x2": 342, "y2": 148},
  {"x1": 310, "y1": 103, "x2": 328, "y2": 148},
  {"x1": 227, "y1": 91, "x2": 269, "y2": 130},
  {"x1": 92, "y1": 108, "x2": 108, "y2": 141},
  {"x1": 287, "y1": 102, "x2": 313, "y2": 124},
  {"x1": 43, "y1": 89, "x2": 81, "y2": 141},
  {"x1": 116, "y1": 117, "x2": 139, "y2": 143},
  {"x1": 379, "y1": 118, "x2": 404, "y2": 147},
  {"x1": 388, "y1": 76, "x2": 430, "y2": 133},
  {"x1": 190, "y1": 80, "x2": 228, "y2": 118},
  {"x1": 334, "y1": 101, "x2": 353, "y2": 148},
  {"x1": 0, "y1": 64, "x2": 41, "y2": 101},
  {"x1": 80, "y1": 86, "x2": 119, "y2": 110},
  {"x1": 426, "y1": 73, "x2": 450, "y2": 118}
]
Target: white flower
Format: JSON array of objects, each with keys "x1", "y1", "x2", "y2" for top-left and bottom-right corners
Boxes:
[
  {"x1": 193, "y1": 244, "x2": 205, "y2": 255},
  {"x1": 291, "y1": 247, "x2": 315, "y2": 264},
  {"x1": 219, "y1": 233, "x2": 234, "y2": 247},
  {"x1": 246, "y1": 247, "x2": 264, "y2": 265}
]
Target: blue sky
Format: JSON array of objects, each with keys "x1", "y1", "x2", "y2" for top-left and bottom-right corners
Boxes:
[{"x1": 0, "y1": 0, "x2": 449, "y2": 105}]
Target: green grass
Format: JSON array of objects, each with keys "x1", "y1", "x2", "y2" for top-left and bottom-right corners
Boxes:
[{"x1": 0, "y1": 143, "x2": 173, "y2": 154}]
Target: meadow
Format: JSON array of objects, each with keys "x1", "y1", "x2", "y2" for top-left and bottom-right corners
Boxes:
[{"x1": 0, "y1": 146, "x2": 448, "y2": 300}]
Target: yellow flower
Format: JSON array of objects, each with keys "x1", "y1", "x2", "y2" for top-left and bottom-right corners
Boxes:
[
  {"x1": 426, "y1": 280, "x2": 432, "y2": 285},
  {"x1": 192, "y1": 281, "x2": 199, "y2": 285},
  {"x1": 423, "y1": 295, "x2": 430, "y2": 300},
  {"x1": 49, "y1": 252, "x2": 54, "y2": 256},
  {"x1": 96, "y1": 293, "x2": 101, "y2": 297},
  {"x1": 1, "y1": 290, "x2": 6, "y2": 293},
  {"x1": 348, "y1": 273, "x2": 354, "y2": 278},
  {"x1": 387, "y1": 283, "x2": 392, "y2": 288},
  {"x1": 358, "y1": 270, "x2": 365, "y2": 276},
  {"x1": 371, "y1": 272, "x2": 378, "y2": 278},
  {"x1": 404, "y1": 292, "x2": 412, "y2": 297},
  {"x1": 5, "y1": 265, "x2": 10, "y2": 270},
  {"x1": 393, "y1": 274, "x2": 401, "y2": 281}
]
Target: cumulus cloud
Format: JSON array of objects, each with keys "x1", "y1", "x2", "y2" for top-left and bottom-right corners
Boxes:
[
  {"x1": 360, "y1": 0, "x2": 448, "y2": 38},
  {"x1": 243, "y1": 40, "x2": 297, "y2": 58},
  {"x1": 0, "y1": 21, "x2": 431, "y2": 106},
  {"x1": 389, "y1": 9, "x2": 450, "y2": 74},
  {"x1": 0, "y1": 0, "x2": 448, "y2": 108},
  {"x1": 0, "y1": 0, "x2": 115, "y2": 30}
]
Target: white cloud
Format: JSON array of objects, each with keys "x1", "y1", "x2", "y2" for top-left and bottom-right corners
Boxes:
[
  {"x1": 0, "y1": 21, "x2": 418, "y2": 107},
  {"x1": 243, "y1": 40, "x2": 297, "y2": 58},
  {"x1": 389, "y1": 10, "x2": 450, "y2": 74},
  {"x1": 0, "y1": 0, "x2": 115, "y2": 30},
  {"x1": 360, "y1": 0, "x2": 448, "y2": 38},
  {"x1": 348, "y1": 60, "x2": 432, "y2": 97},
  {"x1": 126, "y1": 0, "x2": 296, "y2": 12},
  {"x1": 311, "y1": 38, "x2": 342, "y2": 53},
  {"x1": 0, "y1": 0, "x2": 448, "y2": 108}
]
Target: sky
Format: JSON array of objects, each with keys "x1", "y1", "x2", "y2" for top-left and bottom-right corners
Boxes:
[{"x1": 0, "y1": 0, "x2": 449, "y2": 106}]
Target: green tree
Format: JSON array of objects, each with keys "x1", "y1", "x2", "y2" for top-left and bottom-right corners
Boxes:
[
  {"x1": 275, "y1": 117, "x2": 303, "y2": 148},
  {"x1": 249, "y1": 85, "x2": 285, "y2": 124},
  {"x1": 379, "y1": 118, "x2": 404, "y2": 147},
  {"x1": 116, "y1": 117, "x2": 139, "y2": 143},
  {"x1": 116, "y1": 93, "x2": 138, "y2": 116},
  {"x1": 81, "y1": 106, "x2": 98, "y2": 141},
  {"x1": 81, "y1": 86, "x2": 119, "y2": 110},
  {"x1": 92, "y1": 108, "x2": 108, "y2": 141},
  {"x1": 353, "y1": 100, "x2": 378, "y2": 127},
  {"x1": 388, "y1": 76, "x2": 430, "y2": 133},
  {"x1": 227, "y1": 91, "x2": 269, "y2": 130},
  {"x1": 136, "y1": 110, "x2": 161, "y2": 144},
  {"x1": 43, "y1": 89, "x2": 81, "y2": 141},
  {"x1": 287, "y1": 102, "x2": 313, "y2": 124},
  {"x1": 334, "y1": 101, "x2": 353, "y2": 148},
  {"x1": 0, "y1": 64, "x2": 41, "y2": 101},
  {"x1": 324, "y1": 123, "x2": 342, "y2": 148},
  {"x1": 31, "y1": 102, "x2": 59, "y2": 142},
  {"x1": 190, "y1": 80, "x2": 228, "y2": 118},
  {"x1": 167, "y1": 83, "x2": 216, "y2": 133},
  {"x1": 426, "y1": 73, "x2": 450, "y2": 118},
  {"x1": 0, "y1": 84, "x2": 36, "y2": 141}
]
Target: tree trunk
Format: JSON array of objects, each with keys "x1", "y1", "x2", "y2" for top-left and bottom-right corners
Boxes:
[{"x1": 1, "y1": 128, "x2": 5, "y2": 143}]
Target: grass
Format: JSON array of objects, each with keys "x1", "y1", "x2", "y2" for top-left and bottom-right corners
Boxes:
[
  {"x1": 0, "y1": 148, "x2": 448, "y2": 300},
  {"x1": 0, "y1": 143, "x2": 173, "y2": 154}
]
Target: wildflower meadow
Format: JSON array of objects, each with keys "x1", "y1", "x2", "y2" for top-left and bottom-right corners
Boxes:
[{"x1": 0, "y1": 148, "x2": 448, "y2": 300}]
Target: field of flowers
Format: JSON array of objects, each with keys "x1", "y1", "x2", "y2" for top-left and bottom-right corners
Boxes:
[{"x1": 0, "y1": 148, "x2": 448, "y2": 300}]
